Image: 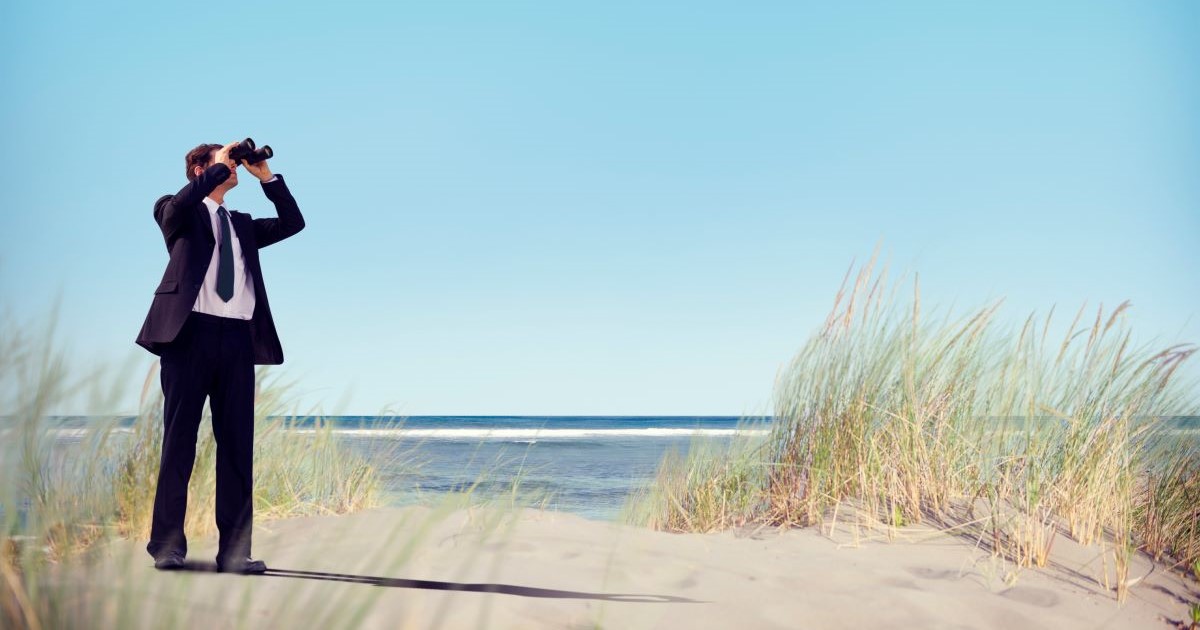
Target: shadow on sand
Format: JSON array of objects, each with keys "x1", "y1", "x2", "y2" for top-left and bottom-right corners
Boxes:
[{"x1": 174, "y1": 561, "x2": 701, "y2": 603}]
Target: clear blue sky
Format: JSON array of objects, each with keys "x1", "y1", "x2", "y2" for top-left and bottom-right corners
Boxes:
[{"x1": 2, "y1": 1, "x2": 1196, "y2": 416}]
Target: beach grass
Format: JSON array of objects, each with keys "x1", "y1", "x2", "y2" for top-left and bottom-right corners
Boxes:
[
  {"x1": 621, "y1": 419, "x2": 770, "y2": 534},
  {"x1": 630, "y1": 254, "x2": 1200, "y2": 601}
]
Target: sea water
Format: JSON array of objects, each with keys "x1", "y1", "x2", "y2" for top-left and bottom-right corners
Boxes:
[{"x1": 297, "y1": 415, "x2": 772, "y2": 521}]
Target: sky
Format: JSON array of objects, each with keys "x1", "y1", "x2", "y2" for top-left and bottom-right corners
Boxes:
[{"x1": 1, "y1": 1, "x2": 1197, "y2": 416}]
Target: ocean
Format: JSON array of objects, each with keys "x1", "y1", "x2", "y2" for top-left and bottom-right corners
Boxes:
[{"x1": 308, "y1": 415, "x2": 773, "y2": 521}]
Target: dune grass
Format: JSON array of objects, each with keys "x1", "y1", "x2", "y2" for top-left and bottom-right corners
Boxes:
[
  {"x1": 630, "y1": 255, "x2": 1199, "y2": 601},
  {"x1": 622, "y1": 420, "x2": 771, "y2": 534}
]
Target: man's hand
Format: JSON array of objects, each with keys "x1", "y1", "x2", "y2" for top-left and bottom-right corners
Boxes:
[
  {"x1": 241, "y1": 156, "x2": 273, "y2": 182},
  {"x1": 213, "y1": 141, "x2": 239, "y2": 172}
]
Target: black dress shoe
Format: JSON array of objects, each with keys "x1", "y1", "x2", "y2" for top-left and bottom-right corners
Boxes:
[
  {"x1": 216, "y1": 556, "x2": 267, "y2": 574},
  {"x1": 154, "y1": 551, "x2": 186, "y2": 571}
]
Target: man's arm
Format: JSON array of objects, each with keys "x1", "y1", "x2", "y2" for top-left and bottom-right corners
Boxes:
[
  {"x1": 153, "y1": 162, "x2": 232, "y2": 242},
  {"x1": 252, "y1": 174, "x2": 306, "y2": 248}
]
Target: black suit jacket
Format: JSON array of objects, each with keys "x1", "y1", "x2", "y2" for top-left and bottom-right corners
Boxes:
[{"x1": 135, "y1": 163, "x2": 306, "y2": 365}]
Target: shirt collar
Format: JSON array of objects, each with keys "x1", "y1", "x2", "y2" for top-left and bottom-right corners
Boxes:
[{"x1": 202, "y1": 197, "x2": 226, "y2": 214}]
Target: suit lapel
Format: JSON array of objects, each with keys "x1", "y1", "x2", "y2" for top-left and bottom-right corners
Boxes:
[
  {"x1": 196, "y1": 204, "x2": 216, "y2": 245},
  {"x1": 231, "y1": 213, "x2": 253, "y2": 254},
  {"x1": 230, "y1": 212, "x2": 261, "y2": 275}
]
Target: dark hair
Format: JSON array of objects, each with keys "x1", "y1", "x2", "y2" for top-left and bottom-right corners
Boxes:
[{"x1": 185, "y1": 143, "x2": 223, "y2": 181}]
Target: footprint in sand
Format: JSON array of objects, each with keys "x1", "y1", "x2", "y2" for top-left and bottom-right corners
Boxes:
[
  {"x1": 999, "y1": 586, "x2": 1059, "y2": 608},
  {"x1": 673, "y1": 573, "x2": 700, "y2": 589},
  {"x1": 882, "y1": 577, "x2": 924, "y2": 591},
  {"x1": 906, "y1": 567, "x2": 960, "y2": 581}
]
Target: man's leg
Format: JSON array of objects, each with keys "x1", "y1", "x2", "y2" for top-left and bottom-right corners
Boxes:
[
  {"x1": 210, "y1": 321, "x2": 256, "y2": 563},
  {"x1": 147, "y1": 315, "x2": 211, "y2": 560}
]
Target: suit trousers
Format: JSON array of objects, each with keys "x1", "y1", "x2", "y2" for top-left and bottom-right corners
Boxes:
[{"x1": 146, "y1": 310, "x2": 255, "y2": 561}]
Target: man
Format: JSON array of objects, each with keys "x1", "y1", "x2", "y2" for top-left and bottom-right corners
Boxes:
[{"x1": 135, "y1": 140, "x2": 306, "y2": 573}]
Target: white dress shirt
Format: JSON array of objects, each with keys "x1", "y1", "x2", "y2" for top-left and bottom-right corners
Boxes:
[{"x1": 192, "y1": 176, "x2": 277, "y2": 319}]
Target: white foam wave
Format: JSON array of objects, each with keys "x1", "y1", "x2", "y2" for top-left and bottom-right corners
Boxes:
[
  {"x1": 3, "y1": 427, "x2": 136, "y2": 439},
  {"x1": 291, "y1": 428, "x2": 769, "y2": 439}
]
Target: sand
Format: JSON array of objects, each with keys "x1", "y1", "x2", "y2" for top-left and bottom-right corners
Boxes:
[{"x1": 48, "y1": 504, "x2": 1200, "y2": 629}]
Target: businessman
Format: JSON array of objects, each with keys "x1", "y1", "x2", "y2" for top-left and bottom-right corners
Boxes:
[{"x1": 135, "y1": 140, "x2": 305, "y2": 573}]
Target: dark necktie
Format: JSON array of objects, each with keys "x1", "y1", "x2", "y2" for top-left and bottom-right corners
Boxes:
[{"x1": 217, "y1": 206, "x2": 234, "y2": 301}]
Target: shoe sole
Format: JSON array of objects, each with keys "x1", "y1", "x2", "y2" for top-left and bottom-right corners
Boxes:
[{"x1": 216, "y1": 565, "x2": 267, "y2": 574}]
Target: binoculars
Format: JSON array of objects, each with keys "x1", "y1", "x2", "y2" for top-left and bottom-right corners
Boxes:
[{"x1": 229, "y1": 138, "x2": 274, "y2": 164}]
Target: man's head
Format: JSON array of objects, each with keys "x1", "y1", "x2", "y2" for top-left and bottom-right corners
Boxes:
[{"x1": 185, "y1": 143, "x2": 238, "y2": 191}]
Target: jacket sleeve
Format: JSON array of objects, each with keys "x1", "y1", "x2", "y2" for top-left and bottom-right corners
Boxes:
[
  {"x1": 252, "y1": 174, "x2": 306, "y2": 249},
  {"x1": 154, "y1": 163, "x2": 232, "y2": 243}
]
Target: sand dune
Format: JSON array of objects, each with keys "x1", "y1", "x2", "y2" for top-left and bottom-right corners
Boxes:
[{"x1": 51, "y1": 505, "x2": 1199, "y2": 629}]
